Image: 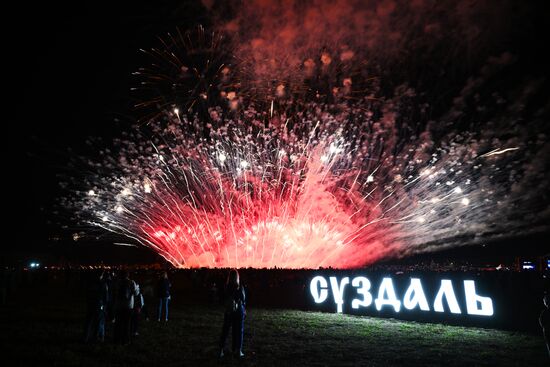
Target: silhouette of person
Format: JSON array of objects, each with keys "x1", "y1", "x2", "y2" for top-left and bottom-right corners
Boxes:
[
  {"x1": 219, "y1": 269, "x2": 246, "y2": 358},
  {"x1": 156, "y1": 272, "x2": 171, "y2": 322},
  {"x1": 113, "y1": 270, "x2": 138, "y2": 344},
  {"x1": 84, "y1": 270, "x2": 109, "y2": 343},
  {"x1": 131, "y1": 281, "x2": 144, "y2": 336},
  {"x1": 540, "y1": 294, "x2": 550, "y2": 358}
]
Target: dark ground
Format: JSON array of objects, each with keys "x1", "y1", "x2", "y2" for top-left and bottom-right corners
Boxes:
[{"x1": 1, "y1": 281, "x2": 548, "y2": 367}]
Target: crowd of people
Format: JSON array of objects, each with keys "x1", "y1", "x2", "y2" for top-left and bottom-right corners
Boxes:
[
  {"x1": 83, "y1": 270, "x2": 173, "y2": 345},
  {"x1": 82, "y1": 268, "x2": 247, "y2": 358}
]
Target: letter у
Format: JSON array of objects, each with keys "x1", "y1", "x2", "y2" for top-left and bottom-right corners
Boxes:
[{"x1": 330, "y1": 276, "x2": 350, "y2": 313}]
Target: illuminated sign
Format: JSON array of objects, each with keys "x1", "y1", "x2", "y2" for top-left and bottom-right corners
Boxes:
[{"x1": 309, "y1": 276, "x2": 494, "y2": 317}]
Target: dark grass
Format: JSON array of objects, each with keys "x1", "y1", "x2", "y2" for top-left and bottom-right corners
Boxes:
[{"x1": 1, "y1": 292, "x2": 548, "y2": 366}]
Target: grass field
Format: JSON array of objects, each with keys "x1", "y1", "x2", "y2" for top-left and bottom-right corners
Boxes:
[{"x1": 1, "y1": 289, "x2": 548, "y2": 367}]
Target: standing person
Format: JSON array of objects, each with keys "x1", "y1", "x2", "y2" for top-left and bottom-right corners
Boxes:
[
  {"x1": 141, "y1": 275, "x2": 155, "y2": 321},
  {"x1": 105, "y1": 271, "x2": 115, "y2": 323},
  {"x1": 131, "y1": 282, "x2": 144, "y2": 336},
  {"x1": 97, "y1": 271, "x2": 110, "y2": 342},
  {"x1": 218, "y1": 269, "x2": 246, "y2": 358},
  {"x1": 156, "y1": 272, "x2": 171, "y2": 322},
  {"x1": 83, "y1": 270, "x2": 109, "y2": 343},
  {"x1": 540, "y1": 294, "x2": 550, "y2": 358},
  {"x1": 113, "y1": 270, "x2": 138, "y2": 345}
]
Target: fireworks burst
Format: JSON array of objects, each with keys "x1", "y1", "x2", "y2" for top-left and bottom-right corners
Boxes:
[
  {"x1": 63, "y1": 2, "x2": 549, "y2": 268},
  {"x1": 133, "y1": 25, "x2": 234, "y2": 121},
  {"x1": 66, "y1": 90, "x2": 548, "y2": 268}
]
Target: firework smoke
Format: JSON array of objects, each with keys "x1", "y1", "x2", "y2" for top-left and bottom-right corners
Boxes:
[{"x1": 63, "y1": 0, "x2": 549, "y2": 268}]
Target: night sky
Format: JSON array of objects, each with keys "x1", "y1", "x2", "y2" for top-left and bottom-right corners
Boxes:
[
  {"x1": 5, "y1": 1, "x2": 550, "y2": 265},
  {"x1": 7, "y1": 2, "x2": 208, "y2": 263}
]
